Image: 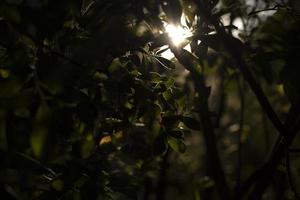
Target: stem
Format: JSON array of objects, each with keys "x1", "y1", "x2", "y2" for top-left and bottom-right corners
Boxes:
[
  {"x1": 235, "y1": 76, "x2": 245, "y2": 198},
  {"x1": 286, "y1": 148, "x2": 300, "y2": 199}
]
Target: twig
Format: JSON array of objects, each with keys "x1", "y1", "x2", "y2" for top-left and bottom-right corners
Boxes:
[
  {"x1": 289, "y1": 148, "x2": 300, "y2": 153},
  {"x1": 248, "y1": 5, "x2": 280, "y2": 16},
  {"x1": 205, "y1": 15, "x2": 292, "y2": 199},
  {"x1": 235, "y1": 76, "x2": 245, "y2": 197},
  {"x1": 285, "y1": 148, "x2": 300, "y2": 199},
  {"x1": 23, "y1": 32, "x2": 86, "y2": 69},
  {"x1": 17, "y1": 152, "x2": 57, "y2": 177}
]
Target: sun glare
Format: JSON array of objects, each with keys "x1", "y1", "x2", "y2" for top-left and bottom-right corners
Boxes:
[
  {"x1": 165, "y1": 24, "x2": 192, "y2": 46},
  {"x1": 161, "y1": 21, "x2": 193, "y2": 59},
  {"x1": 160, "y1": 15, "x2": 193, "y2": 59}
]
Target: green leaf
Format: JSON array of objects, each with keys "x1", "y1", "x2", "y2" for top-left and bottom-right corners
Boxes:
[
  {"x1": 0, "y1": 77, "x2": 21, "y2": 99},
  {"x1": 169, "y1": 129, "x2": 184, "y2": 139},
  {"x1": 168, "y1": 137, "x2": 186, "y2": 153},
  {"x1": 52, "y1": 179, "x2": 64, "y2": 191},
  {"x1": 81, "y1": 134, "x2": 95, "y2": 159},
  {"x1": 149, "y1": 72, "x2": 165, "y2": 83},
  {"x1": 108, "y1": 58, "x2": 129, "y2": 80},
  {"x1": 30, "y1": 126, "x2": 47, "y2": 158},
  {"x1": 30, "y1": 104, "x2": 51, "y2": 158},
  {"x1": 198, "y1": 176, "x2": 215, "y2": 190}
]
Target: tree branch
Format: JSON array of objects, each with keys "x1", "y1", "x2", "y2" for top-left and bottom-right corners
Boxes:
[{"x1": 170, "y1": 44, "x2": 231, "y2": 200}]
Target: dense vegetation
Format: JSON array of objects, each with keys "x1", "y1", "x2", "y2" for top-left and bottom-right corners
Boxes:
[{"x1": 1, "y1": 0, "x2": 300, "y2": 199}]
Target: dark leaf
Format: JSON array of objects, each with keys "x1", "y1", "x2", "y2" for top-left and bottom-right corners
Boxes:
[{"x1": 181, "y1": 116, "x2": 201, "y2": 130}]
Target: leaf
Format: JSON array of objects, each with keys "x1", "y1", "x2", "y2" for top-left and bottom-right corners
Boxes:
[
  {"x1": 172, "y1": 48, "x2": 201, "y2": 74},
  {"x1": 182, "y1": 0, "x2": 197, "y2": 24},
  {"x1": 281, "y1": 65, "x2": 300, "y2": 102},
  {"x1": 52, "y1": 179, "x2": 64, "y2": 191},
  {"x1": 149, "y1": 72, "x2": 165, "y2": 83},
  {"x1": 194, "y1": 42, "x2": 208, "y2": 59},
  {"x1": 30, "y1": 126, "x2": 47, "y2": 158},
  {"x1": 30, "y1": 103, "x2": 51, "y2": 158},
  {"x1": 198, "y1": 176, "x2": 215, "y2": 190},
  {"x1": 181, "y1": 116, "x2": 201, "y2": 130},
  {"x1": 107, "y1": 58, "x2": 129, "y2": 80},
  {"x1": 198, "y1": 34, "x2": 223, "y2": 52},
  {"x1": 168, "y1": 137, "x2": 186, "y2": 153},
  {"x1": 0, "y1": 69, "x2": 10, "y2": 79},
  {"x1": 154, "y1": 56, "x2": 176, "y2": 69},
  {"x1": 81, "y1": 134, "x2": 95, "y2": 159},
  {"x1": 99, "y1": 135, "x2": 112, "y2": 146},
  {"x1": 162, "y1": 115, "x2": 180, "y2": 127},
  {"x1": 198, "y1": 34, "x2": 246, "y2": 53},
  {"x1": 0, "y1": 77, "x2": 21, "y2": 99},
  {"x1": 165, "y1": 78, "x2": 175, "y2": 88},
  {"x1": 169, "y1": 129, "x2": 184, "y2": 139}
]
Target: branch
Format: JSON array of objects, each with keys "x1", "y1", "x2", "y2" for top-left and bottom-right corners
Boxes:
[
  {"x1": 235, "y1": 76, "x2": 245, "y2": 198},
  {"x1": 289, "y1": 148, "x2": 300, "y2": 153},
  {"x1": 205, "y1": 16, "x2": 297, "y2": 199},
  {"x1": 286, "y1": 149, "x2": 300, "y2": 199},
  {"x1": 7, "y1": 21, "x2": 87, "y2": 69},
  {"x1": 239, "y1": 103, "x2": 300, "y2": 198},
  {"x1": 248, "y1": 5, "x2": 281, "y2": 16},
  {"x1": 170, "y1": 44, "x2": 231, "y2": 200},
  {"x1": 22, "y1": 32, "x2": 86, "y2": 69}
]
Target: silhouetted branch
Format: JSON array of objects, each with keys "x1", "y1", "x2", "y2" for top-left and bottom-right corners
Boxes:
[
  {"x1": 289, "y1": 148, "x2": 300, "y2": 153},
  {"x1": 286, "y1": 148, "x2": 300, "y2": 199},
  {"x1": 235, "y1": 76, "x2": 245, "y2": 198},
  {"x1": 22, "y1": 32, "x2": 86, "y2": 69},
  {"x1": 248, "y1": 5, "x2": 281, "y2": 16},
  {"x1": 170, "y1": 44, "x2": 231, "y2": 200}
]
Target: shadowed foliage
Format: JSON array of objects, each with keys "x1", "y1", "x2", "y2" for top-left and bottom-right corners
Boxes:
[{"x1": 1, "y1": 0, "x2": 300, "y2": 199}]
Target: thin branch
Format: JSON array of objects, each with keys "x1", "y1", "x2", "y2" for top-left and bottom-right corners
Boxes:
[
  {"x1": 235, "y1": 76, "x2": 245, "y2": 198},
  {"x1": 170, "y1": 44, "x2": 231, "y2": 200},
  {"x1": 289, "y1": 148, "x2": 300, "y2": 153},
  {"x1": 248, "y1": 6, "x2": 279, "y2": 16},
  {"x1": 205, "y1": 15, "x2": 294, "y2": 199},
  {"x1": 286, "y1": 148, "x2": 300, "y2": 199},
  {"x1": 17, "y1": 152, "x2": 57, "y2": 177},
  {"x1": 263, "y1": 112, "x2": 271, "y2": 152},
  {"x1": 23, "y1": 32, "x2": 86, "y2": 69},
  {"x1": 210, "y1": 17, "x2": 288, "y2": 140}
]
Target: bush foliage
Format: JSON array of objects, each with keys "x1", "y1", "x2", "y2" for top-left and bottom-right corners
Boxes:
[{"x1": 1, "y1": 0, "x2": 300, "y2": 199}]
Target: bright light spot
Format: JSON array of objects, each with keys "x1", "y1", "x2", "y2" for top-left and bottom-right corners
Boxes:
[
  {"x1": 165, "y1": 24, "x2": 192, "y2": 46},
  {"x1": 160, "y1": 47, "x2": 174, "y2": 60},
  {"x1": 161, "y1": 44, "x2": 191, "y2": 59},
  {"x1": 232, "y1": 18, "x2": 243, "y2": 38},
  {"x1": 160, "y1": 14, "x2": 194, "y2": 59}
]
